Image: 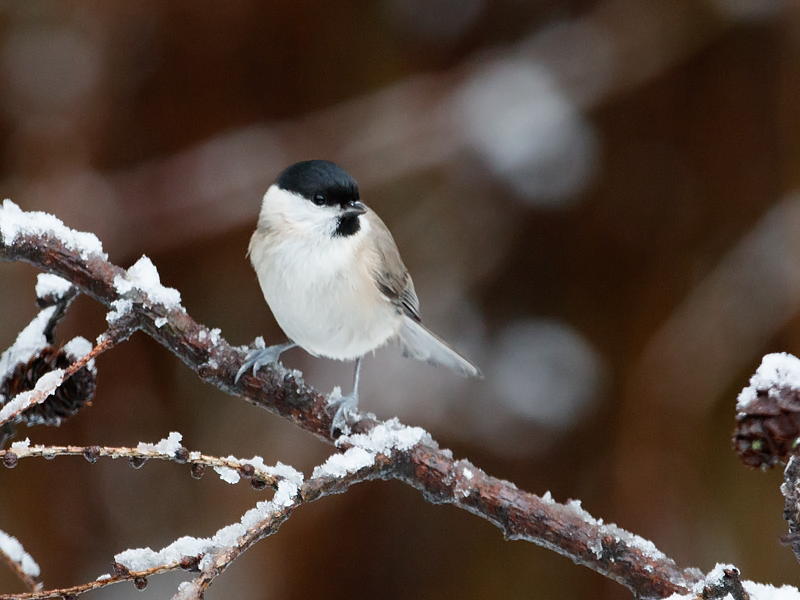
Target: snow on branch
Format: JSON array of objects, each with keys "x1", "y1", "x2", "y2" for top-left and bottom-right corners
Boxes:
[
  {"x1": 0, "y1": 530, "x2": 41, "y2": 594},
  {"x1": 1, "y1": 199, "x2": 775, "y2": 598},
  {"x1": 665, "y1": 564, "x2": 800, "y2": 600},
  {"x1": 0, "y1": 433, "x2": 296, "y2": 489},
  {"x1": 0, "y1": 434, "x2": 399, "y2": 600}
]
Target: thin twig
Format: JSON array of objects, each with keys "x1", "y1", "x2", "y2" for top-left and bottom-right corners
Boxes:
[
  {"x1": 0, "y1": 449, "x2": 396, "y2": 600},
  {"x1": 0, "y1": 561, "x2": 181, "y2": 600},
  {"x1": 0, "y1": 441, "x2": 282, "y2": 489},
  {"x1": 0, "y1": 533, "x2": 41, "y2": 594},
  {"x1": 173, "y1": 448, "x2": 410, "y2": 598}
]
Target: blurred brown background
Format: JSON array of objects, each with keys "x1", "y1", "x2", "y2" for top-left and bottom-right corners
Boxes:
[{"x1": 2, "y1": 0, "x2": 800, "y2": 598}]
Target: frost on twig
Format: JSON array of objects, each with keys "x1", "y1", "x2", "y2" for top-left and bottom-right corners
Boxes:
[
  {"x1": 0, "y1": 439, "x2": 397, "y2": 600},
  {"x1": 0, "y1": 370, "x2": 65, "y2": 428},
  {"x1": 0, "y1": 530, "x2": 41, "y2": 594},
  {"x1": 0, "y1": 432, "x2": 294, "y2": 491},
  {"x1": 0, "y1": 434, "x2": 306, "y2": 600},
  {"x1": 666, "y1": 563, "x2": 800, "y2": 600}
]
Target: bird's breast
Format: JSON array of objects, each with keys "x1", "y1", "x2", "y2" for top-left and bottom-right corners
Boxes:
[{"x1": 249, "y1": 230, "x2": 401, "y2": 360}]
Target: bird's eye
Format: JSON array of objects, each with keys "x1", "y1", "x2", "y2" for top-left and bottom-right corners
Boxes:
[{"x1": 312, "y1": 194, "x2": 326, "y2": 206}]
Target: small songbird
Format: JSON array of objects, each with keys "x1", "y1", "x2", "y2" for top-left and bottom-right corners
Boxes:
[{"x1": 236, "y1": 160, "x2": 481, "y2": 431}]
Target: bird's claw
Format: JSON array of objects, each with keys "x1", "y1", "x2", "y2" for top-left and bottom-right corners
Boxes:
[
  {"x1": 326, "y1": 392, "x2": 359, "y2": 436},
  {"x1": 235, "y1": 343, "x2": 294, "y2": 383}
]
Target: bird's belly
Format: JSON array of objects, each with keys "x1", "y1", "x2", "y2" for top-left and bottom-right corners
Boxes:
[{"x1": 256, "y1": 261, "x2": 401, "y2": 361}]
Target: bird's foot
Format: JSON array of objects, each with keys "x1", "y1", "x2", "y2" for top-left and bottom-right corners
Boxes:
[
  {"x1": 235, "y1": 341, "x2": 295, "y2": 383},
  {"x1": 326, "y1": 390, "x2": 359, "y2": 436}
]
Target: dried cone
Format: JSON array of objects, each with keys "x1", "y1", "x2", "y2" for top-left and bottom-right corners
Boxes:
[
  {"x1": 0, "y1": 346, "x2": 96, "y2": 427},
  {"x1": 733, "y1": 385, "x2": 800, "y2": 469}
]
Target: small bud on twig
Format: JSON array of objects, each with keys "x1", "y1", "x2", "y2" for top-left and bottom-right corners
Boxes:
[
  {"x1": 112, "y1": 562, "x2": 130, "y2": 577},
  {"x1": 174, "y1": 447, "x2": 189, "y2": 463},
  {"x1": 3, "y1": 452, "x2": 18, "y2": 468},
  {"x1": 84, "y1": 446, "x2": 101, "y2": 463},
  {"x1": 190, "y1": 463, "x2": 206, "y2": 479},
  {"x1": 129, "y1": 456, "x2": 147, "y2": 469},
  {"x1": 179, "y1": 555, "x2": 200, "y2": 572}
]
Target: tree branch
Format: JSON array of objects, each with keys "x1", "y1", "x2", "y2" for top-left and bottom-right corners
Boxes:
[
  {"x1": 0, "y1": 531, "x2": 41, "y2": 595},
  {"x1": 0, "y1": 200, "x2": 703, "y2": 597},
  {"x1": 0, "y1": 438, "x2": 285, "y2": 489}
]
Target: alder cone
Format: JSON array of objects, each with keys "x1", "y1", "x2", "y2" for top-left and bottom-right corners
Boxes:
[
  {"x1": 733, "y1": 386, "x2": 800, "y2": 469},
  {"x1": 0, "y1": 346, "x2": 96, "y2": 426}
]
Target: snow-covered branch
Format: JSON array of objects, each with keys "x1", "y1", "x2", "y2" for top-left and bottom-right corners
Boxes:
[
  {"x1": 0, "y1": 531, "x2": 40, "y2": 595},
  {"x1": 0, "y1": 431, "x2": 406, "y2": 600},
  {"x1": 0, "y1": 433, "x2": 292, "y2": 489},
  {"x1": 0, "y1": 199, "x2": 739, "y2": 597}
]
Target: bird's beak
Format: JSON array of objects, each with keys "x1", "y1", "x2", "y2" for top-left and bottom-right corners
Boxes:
[{"x1": 342, "y1": 200, "x2": 367, "y2": 218}]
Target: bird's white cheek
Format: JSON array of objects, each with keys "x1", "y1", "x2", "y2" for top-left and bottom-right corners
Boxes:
[{"x1": 262, "y1": 190, "x2": 339, "y2": 239}]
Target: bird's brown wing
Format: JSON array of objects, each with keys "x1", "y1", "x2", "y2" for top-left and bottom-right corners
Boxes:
[
  {"x1": 366, "y1": 211, "x2": 482, "y2": 378},
  {"x1": 367, "y1": 212, "x2": 421, "y2": 322}
]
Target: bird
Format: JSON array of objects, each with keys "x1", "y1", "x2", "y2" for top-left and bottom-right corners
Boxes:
[{"x1": 236, "y1": 160, "x2": 481, "y2": 432}]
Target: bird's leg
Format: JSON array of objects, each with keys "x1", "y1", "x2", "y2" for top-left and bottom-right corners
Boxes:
[
  {"x1": 235, "y1": 341, "x2": 297, "y2": 383},
  {"x1": 328, "y1": 356, "x2": 363, "y2": 434}
]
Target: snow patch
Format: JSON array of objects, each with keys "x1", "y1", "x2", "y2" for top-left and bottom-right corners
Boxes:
[
  {"x1": 136, "y1": 432, "x2": 184, "y2": 456},
  {"x1": 695, "y1": 563, "x2": 736, "y2": 593},
  {"x1": 114, "y1": 256, "x2": 182, "y2": 309},
  {"x1": 0, "y1": 369, "x2": 64, "y2": 424},
  {"x1": 115, "y1": 487, "x2": 301, "y2": 572},
  {"x1": 63, "y1": 336, "x2": 95, "y2": 372},
  {"x1": 214, "y1": 466, "x2": 240, "y2": 485},
  {"x1": 10, "y1": 438, "x2": 30, "y2": 451},
  {"x1": 336, "y1": 418, "x2": 427, "y2": 455},
  {"x1": 563, "y1": 498, "x2": 667, "y2": 561},
  {"x1": 312, "y1": 419, "x2": 427, "y2": 479},
  {"x1": 743, "y1": 580, "x2": 800, "y2": 600},
  {"x1": 666, "y1": 565, "x2": 800, "y2": 600},
  {"x1": 0, "y1": 529, "x2": 41, "y2": 577},
  {"x1": 271, "y1": 475, "x2": 301, "y2": 507},
  {"x1": 106, "y1": 299, "x2": 133, "y2": 324},
  {"x1": 738, "y1": 353, "x2": 800, "y2": 411},
  {"x1": 261, "y1": 461, "x2": 303, "y2": 489},
  {"x1": 312, "y1": 447, "x2": 374, "y2": 479},
  {"x1": 0, "y1": 307, "x2": 56, "y2": 381},
  {"x1": 63, "y1": 336, "x2": 92, "y2": 360},
  {"x1": 35, "y1": 273, "x2": 73, "y2": 300},
  {"x1": 0, "y1": 199, "x2": 106, "y2": 260}
]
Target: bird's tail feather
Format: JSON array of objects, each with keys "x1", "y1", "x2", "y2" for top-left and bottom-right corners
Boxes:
[{"x1": 398, "y1": 316, "x2": 482, "y2": 378}]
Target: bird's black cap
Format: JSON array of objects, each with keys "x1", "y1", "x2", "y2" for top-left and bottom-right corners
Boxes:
[{"x1": 275, "y1": 160, "x2": 359, "y2": 207}]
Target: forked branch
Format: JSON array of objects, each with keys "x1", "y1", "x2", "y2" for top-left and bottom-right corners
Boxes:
[{"x1": 0, "y1": 200, "x2": 706, "y2": 598}]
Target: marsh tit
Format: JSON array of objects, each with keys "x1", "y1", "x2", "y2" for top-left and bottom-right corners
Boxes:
[{"x1": 236, "y1": 160, "x2": 481, "y2": 431}]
